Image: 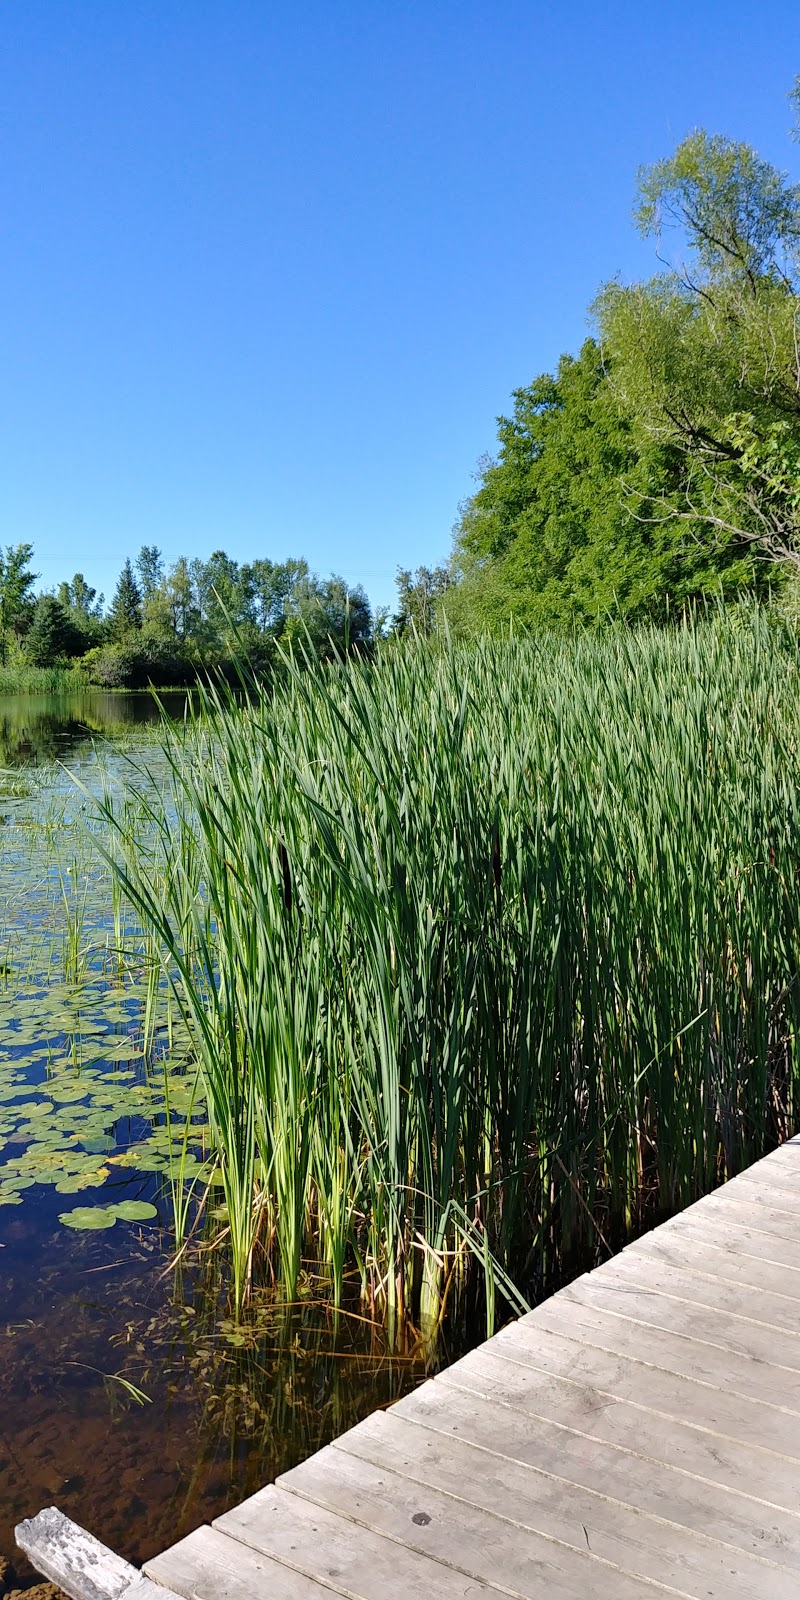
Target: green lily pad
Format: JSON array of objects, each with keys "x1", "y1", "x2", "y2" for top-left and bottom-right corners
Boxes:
[
  {"x1": 58, "y1": 1205, "x2": 117, "y2": 1230},
  {"x1": 111, "y1": 1200, "x2": 158, "y2": 1222}
]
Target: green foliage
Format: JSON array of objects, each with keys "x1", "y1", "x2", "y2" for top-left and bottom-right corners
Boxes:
[
  {"x1": 135, "y1": 544, "x2": 165, "y2": 599},
  {"x1": 25, "y1": 594, "x2": 80, "y2": 666},
  {"x1": 56, "y1": 572, "x2": 104, "y2": 655},
  {"x1": 280, "y1": 571, "x2": 372, "y2": 658},
  {"x1": 82, "y1": 631, "x2": 188, "y2": 689},
  {"x1": 448, "y1": 95, "x2": 800, "y2": 629},
  {"x1": 7, "y1": 542, "x2": 374, "y2": 682},
  {"x1": 634, "y1": 129, "x2": 800, "y2": 285},
  {"x1": 0, "y1": 663, "x2": 87, "y2": 694},
  {"x1": 447, "y1": 341, "x2": 757, "y2": 632},
  {"x1": 596, "y1": 123, "x2": 800, "y2": 570},
  {"x1": 0, "y1": 543, "x2": 37, "y2": 663},
  {"x1": 393, "y1": 565, "x2": 451, "y2": 635},
  {"x1": 100, "y1": 612, "x2": 800, "y2": 1335},
  {"x1": 108, "y1": 558, "x2": 143, "y2": 639}
]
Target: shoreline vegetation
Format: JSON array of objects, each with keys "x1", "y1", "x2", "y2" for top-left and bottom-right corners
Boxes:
[
  {"x1": 0, "y1": 665, "x2": 194, "y2": 696},
  {"x1": 92, "y1": 610, "x2": 800, "y2": 1345}
]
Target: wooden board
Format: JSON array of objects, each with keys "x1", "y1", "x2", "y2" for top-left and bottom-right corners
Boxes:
[
  {"x1": 145, "y1": 1524, "x2": 343, "y2": 1600},
  {"x1": 490, "y1": 1317, "x2": 800, "y2": 1456},
  {"x1": 390, "y1": 1372, "x2": 800, "y2": 1571},
  {"x1": 278, "y1": 1434, "x2": 705, "y2": 1600},
  {"x1": 433, "y1": 1341, "x2": 800, "y2": 1509},
  {"x1": 332, "y1": 1408, "x2": 800, "y2": 1600}
]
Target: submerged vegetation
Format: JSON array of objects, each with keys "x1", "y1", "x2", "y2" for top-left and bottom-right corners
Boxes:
[{"x1": 91, "y1": 610, "x2": 800, "y2": 1341}]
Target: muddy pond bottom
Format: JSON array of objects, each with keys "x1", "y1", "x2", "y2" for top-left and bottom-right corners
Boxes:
[{"x1": 0, "y1": 1180, "x2": 429, "y2": 1581}]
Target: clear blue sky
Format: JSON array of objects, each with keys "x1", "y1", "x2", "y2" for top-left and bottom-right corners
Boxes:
[{"x1": 2, "y1": 2, "x2": 799, "y2": 613}]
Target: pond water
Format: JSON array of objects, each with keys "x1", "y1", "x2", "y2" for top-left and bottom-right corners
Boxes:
[
  {"x1": 0, "y1": 693, "x2": 429, "y2": 1585},
  {"x1": 0, "y1": 688, "x2": 190, "y2": 768}
]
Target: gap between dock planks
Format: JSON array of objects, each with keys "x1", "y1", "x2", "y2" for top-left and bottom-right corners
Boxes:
[{"x1": 18, "y1": 1136, "x2": 800, "y2": 1599}]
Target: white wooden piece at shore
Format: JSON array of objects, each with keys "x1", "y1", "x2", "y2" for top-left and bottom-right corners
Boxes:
[
  {"x1": 19, "y1": 1136, "x2": 800, "y2": 1599},
  {"x1": 14, "y1": 1508, "x2": 180, "y2": 1600}
]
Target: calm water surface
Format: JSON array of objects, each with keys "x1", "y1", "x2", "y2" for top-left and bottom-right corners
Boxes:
[{"x1": 0, "y1": 692, "x2": 429, "y2": 1583}]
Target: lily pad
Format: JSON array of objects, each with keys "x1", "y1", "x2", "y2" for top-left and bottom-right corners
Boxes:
[
  {"x1": 111, "y1": 1200, "x2": 158, "y2": 1222},
  {"x1": 58, "y1": 1205, "x2": 117, "y2": 1230}
]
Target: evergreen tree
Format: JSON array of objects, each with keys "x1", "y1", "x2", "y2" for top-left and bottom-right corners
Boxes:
[
  {"x1": 108, "y1": 558, "x2": 143, "y2": 639},
  {"x1": 25, "y1": 595, "x2": 76, "y2": 665},
  {"x1": 136, "y1": 544, "x2": 164, "y2": 599}
]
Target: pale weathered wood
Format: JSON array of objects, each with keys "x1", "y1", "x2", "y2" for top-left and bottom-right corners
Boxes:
[
  {"x1": 491, "y1": 1317, "x2": 800, "y2": 1456},
  {"x1": 637, "y1": 1203, "x2": 800, "y2": 1272},
  {"x1": 626, "y1": 1222, "x2": 800, "y2": 1300},
  {"x1": 728, "y1": 1161, "x2": 800, "y2": 1198},
  {"x1": 121, "y1": 1581, "x2": 184, "y2": 1600},
  {"x1": 590, "y1": 1248, "x2": 800, "y2": 1333},
  {"x1": 276, "y1": 1442, "x2": 675, "y2": 1600},
  {"x1": 145, "y1": 1524, "x2": 342, "y2": 1600},
  {"x1": 517, "y1": 1287, "x2": 800, "y2": 1413},
  {"x1": 215, "y1": 1482, "x2": 498, "y2": 1600},
  {"x1": 560, "y1": 1263, "x2": 800, "y2": 1368},
  {"x1": 435, "y1": 1341, "x2": 800, "y2": 1513},
  {"x1": 758, "y1": 1138, "x2": 800, "y2": 1177},
  {"x1": 391, "y1": 1373, "x2": 800, "y2": 1571},
  {"x1": 331, "y1": 1407, "x2": 799, "y2": 1600},
  {"x1": 14, "y1": 1508, "x2": 145, "y2": 1600},
  {"x1": 13, "y1": 1508, "x2": 180, "y2": 1600},
  {"x1": 695, "y1": 1182, "x2": 800, "y2": 1226},
  {"x1": 690, "y1": 1187, "x2": 800, "y2": 1240}
]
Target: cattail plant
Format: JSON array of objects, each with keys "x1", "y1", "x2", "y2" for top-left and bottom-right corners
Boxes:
[{"x1": 94, "y1": 609, "x2": 800, "y2": 1338}]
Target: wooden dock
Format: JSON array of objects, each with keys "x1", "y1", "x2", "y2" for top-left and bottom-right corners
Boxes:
[{"x1": 17, "y1": 1136, "x2": 800, "y2": 1599}]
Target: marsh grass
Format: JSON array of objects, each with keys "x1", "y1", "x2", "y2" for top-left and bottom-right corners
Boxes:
[{"x1": 94, "y1": 611, "x2": 800, "y2": 1340}]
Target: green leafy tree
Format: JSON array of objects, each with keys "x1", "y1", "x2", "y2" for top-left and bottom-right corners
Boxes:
[
  {"x1": 164, "y1": 557, "x2": 197, "y2": 641},
  {"x1": 0, "y1": 543, "x2": 37, "y2": 663},
  {"x1": 56, "y1": 573, "x2": 104, "y2": 653},
  {"x1": 247, "y1": 556, "x2": 310, "y2": 635},
  {"x1": 595, "y1": 116, "x2": 800, "y2": 569},
  {"x1": 57, "y1": 572, "x2": 101, "y2": 623},
  {"x1": 393, "y1": 565, "x2": 451, "y2": 635},
  {"x1": 108, "y1": 558, "x2": 143, "y2": 639},
  {"x1": 446, "y1": 340, "x2": 732, "y2": 631},
  {"x1": 282, "y1": 571, "x2": 372, "y2": 657}
]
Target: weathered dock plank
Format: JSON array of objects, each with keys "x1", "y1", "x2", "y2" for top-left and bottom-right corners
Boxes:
[
  {"x1": 275, "y1": 1441, "x2": 702, "y2": 1600},
  {"x1": 331, "y1": 1407, "x2": 795, "y2": 1600},
  {"x1": 20, "y1": 1137, "x2": 800, "y2": 1598},
  {"x1": 388, "y1": 1377, "x2": 800, "y2": 1571}
]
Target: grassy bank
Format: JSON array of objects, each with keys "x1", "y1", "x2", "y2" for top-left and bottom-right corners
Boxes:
[
  {"x1": 98, "y1": 612, "x2": 800, "y2": 1338},
  {"x1": 0, "y1": 664, "x2": 90, "y2": 695}
]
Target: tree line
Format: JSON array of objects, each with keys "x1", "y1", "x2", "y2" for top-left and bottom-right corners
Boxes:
[{"x1": 0, "y1": 546, "x2": 376, "y2": 685}]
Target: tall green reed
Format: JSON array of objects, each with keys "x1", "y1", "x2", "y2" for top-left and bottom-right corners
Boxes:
[{"x1": 92, "y1": 610, "x2": 800, "y2": 1337}]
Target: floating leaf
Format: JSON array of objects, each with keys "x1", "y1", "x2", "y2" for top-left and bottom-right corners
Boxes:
[
  {"x1": 58, "y1": 1205, "x2": 117, "y2": 1230},
  {"x1": 111, "y1": 1200, "x2": 158, "y2": 1222}
]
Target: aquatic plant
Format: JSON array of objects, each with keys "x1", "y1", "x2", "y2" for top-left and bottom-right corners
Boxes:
[{"x1": 95, "y1": 611, "x2": 800, "y2": 1336}]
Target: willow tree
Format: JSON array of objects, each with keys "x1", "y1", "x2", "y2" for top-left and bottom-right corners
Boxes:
[{"x1": 595, "y1": 103, "x2": 800, "y2": 570}]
